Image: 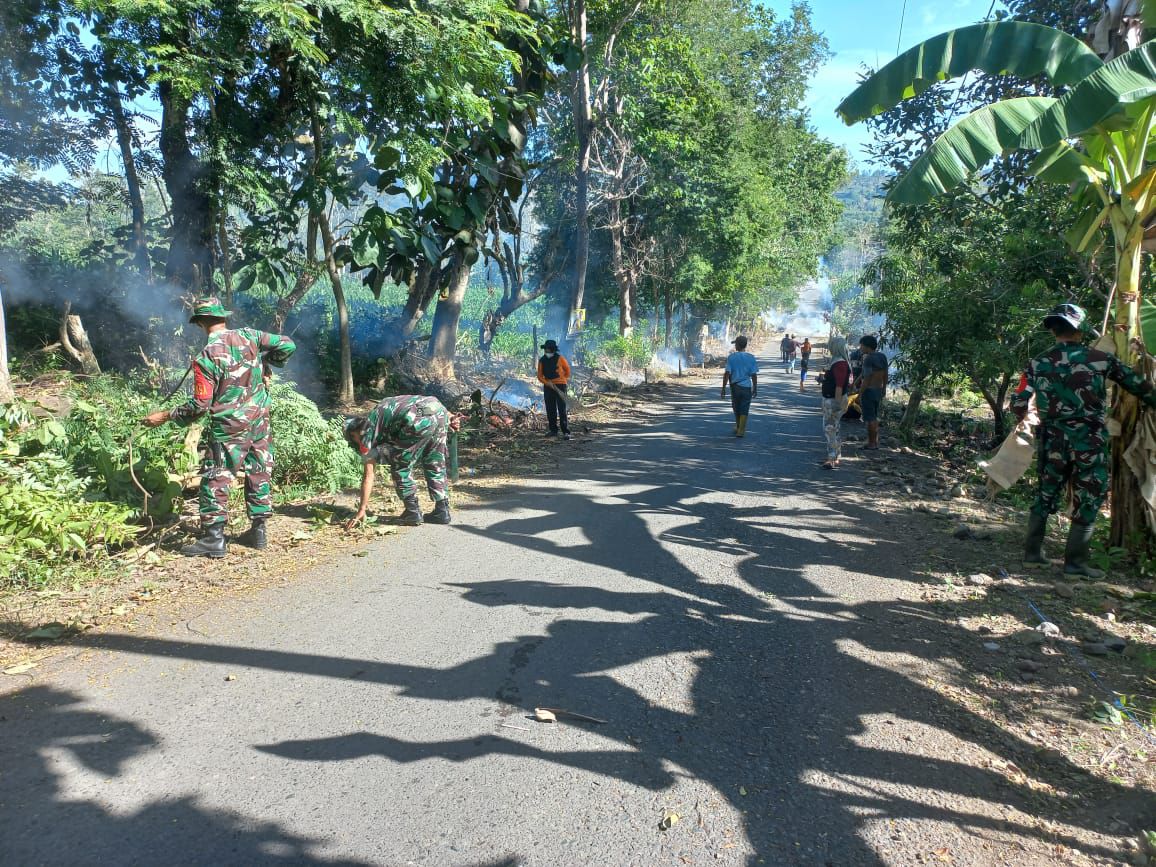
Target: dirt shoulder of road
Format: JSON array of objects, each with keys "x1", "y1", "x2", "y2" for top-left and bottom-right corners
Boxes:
[
  {"x1": 0, "y1": 376, "x2": 685, "y2": 679},
  {"x1": 829, "y1": 412, "x2": 1156, "y2": 862}
]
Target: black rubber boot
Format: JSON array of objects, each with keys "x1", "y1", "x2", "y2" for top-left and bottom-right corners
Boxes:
[
  {"x1": 1023, "y1": 511, "x2": 1048, "y2": 566},
  {"x1": 425, "y1": 499, "x2": 452, "y2": 525},
  {"x1": 400, "y1": 495, "x2": 423, "y2": 526},
  {"x1": 181, "y1": 523, "x2": 227, "y2": 559},
  {"x1": 1064, "y1": 521, "x2": 1105, "y2": 579},
  {"x1": 236, "y1": 518, "x2": 267, "y2": 550}
]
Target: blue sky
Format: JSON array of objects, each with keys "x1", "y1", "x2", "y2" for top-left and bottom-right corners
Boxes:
[{"x1": 769, "y1": 0, "x2": 999, "y2": 167}]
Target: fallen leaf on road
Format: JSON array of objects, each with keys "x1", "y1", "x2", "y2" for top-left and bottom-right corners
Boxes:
[
  {"x1": 24, "y1": 623, "x2": 67, "y2": 640},
  {"x1": 353, "y1": 551, "x2": 369, "y2": 558},
  {"x1": 533, "y1": 708, "x2": 557, "y2": 723},
  {"x1": 3, "y1": 661, "x2": 37, "y2": 675},
  {"x1": 739, "y1": 786, "x2": 747, "y2": 796},
  {"x1": 224, "y1": 674, "x2": 237, "y2": 682},
  {"x1": 536, "y1": 706, "x2": 607, "y2": 724},
  {"x1": 659, "y1": 811, "x2": 680, "y2": 830}
]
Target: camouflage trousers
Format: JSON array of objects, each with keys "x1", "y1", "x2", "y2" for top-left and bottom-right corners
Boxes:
[
  {"x1": 387, "y1": 410, "x2": 449, "y2": 502},
  {"x1": 199, "y1": 430, "x2": 274, "y2": 527},
  {"x1": 1032, "y1": 422, "x2": 1109, "y2": 525}
]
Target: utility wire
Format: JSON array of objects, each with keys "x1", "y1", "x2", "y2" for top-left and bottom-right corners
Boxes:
[{"x1": 896, "y1": 0, "x2": 908, "y2": 54}]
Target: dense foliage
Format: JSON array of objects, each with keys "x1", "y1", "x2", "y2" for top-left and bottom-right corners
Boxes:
[{"x1": 0, "y1": 375, "x2": 359, "y2": 590}]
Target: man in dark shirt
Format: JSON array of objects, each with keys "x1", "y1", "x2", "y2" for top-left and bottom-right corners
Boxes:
[{"x1": 856, "y1": 335, "x2": 888, "y2": 450}]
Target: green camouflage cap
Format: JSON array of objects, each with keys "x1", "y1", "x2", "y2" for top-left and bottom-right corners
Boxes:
[
  {"x1": 1043, "y1": 303, "x2": 1086, "y2": 331},
  {"x1": 189, "y1": 295, "x2": 231, "y2": 322}
]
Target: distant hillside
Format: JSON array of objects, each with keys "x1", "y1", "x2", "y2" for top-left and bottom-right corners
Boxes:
[{"x1": 827, "y1": 171, "x2": 887, "y2": 278}]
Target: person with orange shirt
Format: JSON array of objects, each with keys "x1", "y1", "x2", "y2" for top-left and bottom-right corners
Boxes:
[{"x1": 537, "y1": 339, "x2": 572, "y2": 440}]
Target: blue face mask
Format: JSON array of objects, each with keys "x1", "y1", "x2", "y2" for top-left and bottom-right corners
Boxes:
[{"x1": 545, "y1": 352, "x2": 556, "y2": 358}]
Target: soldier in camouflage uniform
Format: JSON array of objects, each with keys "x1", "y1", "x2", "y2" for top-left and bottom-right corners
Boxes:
[
  {"x1": 1011, "y1": 303, "x2": 1156, "y2": 578},
  {"x1": 343, "y1": 395, "x2": 453, "y2": 527},
  {"x1": 143, "y1": 296, "x2": 296, "y2": 557}
]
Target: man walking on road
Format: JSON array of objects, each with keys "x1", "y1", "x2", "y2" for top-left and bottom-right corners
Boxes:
[
  {"x1": 722, "y1": 335, "x2": 759, "y2": 438},
  {"x1": 142, "y1": 296, "x2": 296, "y2": 558},
  {"x1": 344, "y1": 395, "x2": 454, "y2": 528},
  {"x1": 786, "y1": 335, "x2": 800, "y2": 374},
  {"x1": 537, "y1": 339, "x2": 572, "y2": 441},
  {"x1": 856, "y1": 335, "x2": 888, "y2": 450},
  {"x1": 1012, "y1": 303, "x2": 1156, "y2": 578}
]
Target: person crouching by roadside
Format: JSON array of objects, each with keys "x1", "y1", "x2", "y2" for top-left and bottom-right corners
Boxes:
[
  {"x1": 722, "y1": 335, "x2": 759, "y2": 438},
  {"x1": 819, "y1": 336, "x2": 852, "y2": 470},
  {"x1": 343, "y1": 395, "x2": 455, "y2": 529},
  {"x1": 537, "y1": 339, "x2": 572, "y2": 440}
]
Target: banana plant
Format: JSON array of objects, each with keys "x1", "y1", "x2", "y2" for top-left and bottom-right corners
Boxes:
[
  {"x1": 837, "y1": 20, "x2": 1156, "y2": 355},
  {"x1": 837, "y1": 19, "x2": 1156, "y2": 546}
]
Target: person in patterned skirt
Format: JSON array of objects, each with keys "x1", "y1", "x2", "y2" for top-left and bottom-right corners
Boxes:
[
  {"x1": 143, "y1": 296, "x2": 296, "y2": 558},
  {"x1": 343, "y1": 395, "x2": 454, "y2": 527}
]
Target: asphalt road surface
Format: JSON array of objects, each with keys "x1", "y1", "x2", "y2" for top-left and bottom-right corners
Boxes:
[{"x1": 0, "y1": 357, "x2": 1126, "y2": 865}]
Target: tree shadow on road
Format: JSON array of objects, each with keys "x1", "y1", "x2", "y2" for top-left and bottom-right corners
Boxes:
[
  {"x1": 0, "y1": 684, "x2": 370, "y2": 865},
  {"x1": 1, "y1": 378, "x2": 1146, "y2": 864}
]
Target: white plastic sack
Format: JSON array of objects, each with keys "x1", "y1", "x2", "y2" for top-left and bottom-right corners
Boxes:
[{"x1": 980, "y1": 422, "x2": 1036, "y2": 490}]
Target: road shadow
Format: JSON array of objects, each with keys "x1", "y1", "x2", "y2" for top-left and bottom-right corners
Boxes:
[
  {"x1": 1, "y1": 366, "x2": 1145, "y2": 864},
  {"x1": 0, "y1": 684, "x2": 371, "y2": 865}
]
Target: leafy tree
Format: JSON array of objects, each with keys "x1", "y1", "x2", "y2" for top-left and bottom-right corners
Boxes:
[{"x1": 839, "y1": 15, "x2": 1156, "y2": 545}]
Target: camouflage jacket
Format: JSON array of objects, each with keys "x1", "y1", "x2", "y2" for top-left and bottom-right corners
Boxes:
[
  {"x1": 170, "y1": 328, "x2": 295, "y2": 440},
  {"x1": 356, "y1": 395, "x2": 447, "y2": 463},
  {"x1": 1010, "y1": 341, "x2": 1156, "y2": 428}
]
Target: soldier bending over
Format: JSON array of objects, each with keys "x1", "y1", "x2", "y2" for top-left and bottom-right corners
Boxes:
[{"x1": 344, "y1": 395, "x2": 455, "y2": 528}]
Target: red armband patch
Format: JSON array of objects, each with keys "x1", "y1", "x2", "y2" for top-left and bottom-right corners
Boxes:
[{"x1": 193, "y1": 367, "x2": 213, "y2": 402}]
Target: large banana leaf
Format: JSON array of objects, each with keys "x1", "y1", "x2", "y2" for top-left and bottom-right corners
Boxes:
[
  {"x1": 1019, "y1": 41, "x2": 1156, "y2": 149},
  {"x1": 837, "y1": 22, "x2": 1102, "y2": 124},
  {"x1": 887, "y1": 97, "x2": 1056, "y2": 205}
]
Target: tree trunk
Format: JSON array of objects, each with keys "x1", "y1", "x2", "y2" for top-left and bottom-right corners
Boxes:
[
  {"x1": 609, "y1": 215, "x2": 633, "y2": 337},
  {"x1": 104, "y1": 58, "x2": 149, "y2": 279},
  {"x1": 568, "y1": 0, "x2": 592, "y2": 342},
  {"x1": 1110, "y1": 227, "x2": 1147, "y2": 547},
  {"x1": 159, "y1": 77, "x2": 214, "y2": 292},
  {"x1": 218, "y1": 211, "x2": 233, "y2": 306},
  {"x1": 899, "y1": 389, "x2": 923, "y2": 434},
  {"x1": 0, "y1": 283, "x2": 13, "y2": 403},
  {"x1": 427, "y1": 250, "x2": 471, "y2": 377},
  {"x1": 273, "y1": 268, "x2": 319, "y2": 332},
  {"x1": 663, "y1": 287, "x2": 673, "y2": 347},
  {"x1": 59, "y1": 302, "x2": 101, "y2": 376},
  {"x1": 398, "y1": 260, "x2": 437, "y2": 338},
  {"x1": 317, "y1": 211, "x2": 354, "y2": 405}
]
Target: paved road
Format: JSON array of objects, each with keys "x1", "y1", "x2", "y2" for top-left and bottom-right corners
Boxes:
[{"x1": 0, "y1": 356, "x2": 1131, "y2": 865}]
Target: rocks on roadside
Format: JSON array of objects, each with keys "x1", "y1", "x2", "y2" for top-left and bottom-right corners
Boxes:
[
  {"x1": 1105, "y1": 636, "x2": 1128, "y2": 653},
  {"x1": 983, "y1": 641, "x2": 1001, "y2": 652},
  {"x1": 1052, "y1": 582, "x2": 1075, "y2": 600},
  {"x1": 967, "y1": 573, "x2": 994, "y2": 586},
  {"x1": 1080, "y1": 641, "x2": 1109, "y2": 656},
  {"x1": 1016, "y1": 659, "x2": 1042, "y2": 673},
  {"x1": 953, "y1": 523, "x2": 973, "y2": 540},
  {"x1": 1036, "y1": 621, "x2": 1062, "y2": 638}
]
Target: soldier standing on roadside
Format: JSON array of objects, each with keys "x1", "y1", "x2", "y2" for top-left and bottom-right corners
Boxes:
[
  {"x1": 343, "y1": 395, "x2": 455, "y2": 528},
  {"x1": 142, "y1": 297, "x2": 296, "y2": 558},
  {"x1": 1012, "y1": 303, "x2": 1156, "y2": 578}
]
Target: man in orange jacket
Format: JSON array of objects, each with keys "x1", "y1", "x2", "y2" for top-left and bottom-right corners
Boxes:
[{"x1": 537, "y1": 339, "x2": 572, "y2": 440}]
